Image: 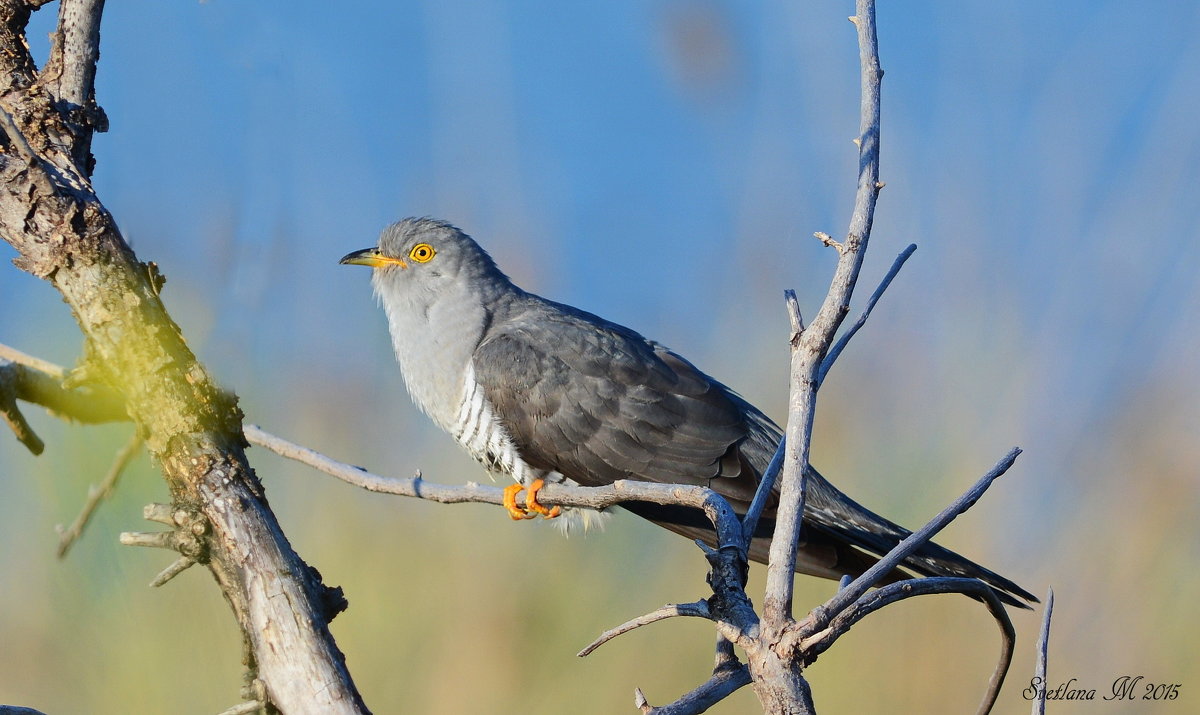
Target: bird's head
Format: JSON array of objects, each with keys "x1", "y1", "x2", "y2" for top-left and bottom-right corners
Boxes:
[{"x1": 340, "y1": 217, "x2": 510, "y2": 302}]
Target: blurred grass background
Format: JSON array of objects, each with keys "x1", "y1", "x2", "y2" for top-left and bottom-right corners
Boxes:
[{"x1": 3, "y1": 0, "x2": 1199, "y2": 713}]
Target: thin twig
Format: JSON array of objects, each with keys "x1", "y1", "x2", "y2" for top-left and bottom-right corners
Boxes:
[
  {"x1": 251, "y1": 422, "x2": 764, "y2": 646},
  {"x1": 813, "y1": 232, "x2": 843, "y2": 253},
  {"x1": 739, "y1": 291, "x2": 806, "y2": 553},
  {"x1": 636, "y1": 664, "x2": 754, "y2": 715},
  {"x1": 5, "y1": 341, "x2": 763, "y2": 680},
  {"x1": 1031, "y1": 586, "x2": 1054, "y2": 715},
  {"x1": 57, "y1": 431, "x2": 142, "y2": 557},
  {"x1": 817, "y1": 243, "x2": 917, "y2": 387},
  {"x1": 804, "y1": 447, "x2": 1022, "y2": 632},
  {"x1": 0, "y1": 345, "x2": 126, "y2": 423},
  {"x1": 0, "y1": 363, "x2": 44, "y2": 454},
  {"x1": 799, "y1": 577, "x2": 1015, "y2": 715},
  {"x1": 578, "y1": 601, "x2": 712, "y2": 657},
  {"x1": 118, "y1": 531, "x2": 175, "y2": 550},
  {"x1": 0, "y1": 345, "x2": 67, "y2": 378},
  {"x1": 150, "y1": 556, "x2": 197, "y2": 588},
  {"x1": 741, "y1": 437, "x2": 784, "y2": 551},
  {"x1": 785, "y1": 289, "x2": 804, "y2": 344}
]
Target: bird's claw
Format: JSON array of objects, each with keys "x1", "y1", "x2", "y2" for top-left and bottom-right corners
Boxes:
[
  {"x1": 502, "y1": 479, "x2": 561, "y2": 520},
  {"x1": 503, "y1": 483, "x2": 534, "y2": 520},
  {"x1": 525, "y1": 478, "x2": 561, "y2": 518}
]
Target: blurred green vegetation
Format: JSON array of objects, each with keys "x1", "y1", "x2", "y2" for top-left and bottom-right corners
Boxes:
[{"x1": 2, "y1": 289, "x2": 1197, "y2": 713}]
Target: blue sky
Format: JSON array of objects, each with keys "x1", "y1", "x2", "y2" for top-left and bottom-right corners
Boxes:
[{"x1": 5, "y1": 0, "x2": 1198, "y2": 561}]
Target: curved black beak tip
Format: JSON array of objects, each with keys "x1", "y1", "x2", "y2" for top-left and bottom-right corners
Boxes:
[{"x1": 340, "y1": 248, "x2": 376, "y2": 266}]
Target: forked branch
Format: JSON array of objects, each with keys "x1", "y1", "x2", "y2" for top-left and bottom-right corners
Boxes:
[{"x1": 761, "y1": 0, "x2": 885, "y2": 632}]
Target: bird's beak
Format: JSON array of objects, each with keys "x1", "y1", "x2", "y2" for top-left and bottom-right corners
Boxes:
[{"x1": 339, "y1": 248, "x2": 407, "y2": 269}]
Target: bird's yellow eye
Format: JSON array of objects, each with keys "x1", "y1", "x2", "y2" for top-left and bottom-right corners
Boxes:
[{"x1": 409, "y1": 243, "x2": 436, "y2": 263}]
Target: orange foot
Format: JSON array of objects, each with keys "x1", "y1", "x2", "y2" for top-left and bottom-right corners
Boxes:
[
  {"x1": 502, "y1": 483, "x2": 534, "y2": 520},
  {"x1": 524, "y1": 478, "x2": 561, "y2": 519},
  {"x1": 502, "y1": 480, "x2": 561, "y2": 520}
]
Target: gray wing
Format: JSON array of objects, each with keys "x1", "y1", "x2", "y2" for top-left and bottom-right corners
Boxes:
[
  {"x1": 472, "y1": 301, "x2": 763, "y2": 503},
  {"x1": 471, "y1": 302, "x2": 889, "y2": 580},
  {"x1": 473, "y1": 297, "x2": 1036, "y2": 607}
]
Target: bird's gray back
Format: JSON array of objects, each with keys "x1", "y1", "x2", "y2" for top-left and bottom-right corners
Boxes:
[{"x1": 472, "y1": 293, "x2": 775, "y2": 503}]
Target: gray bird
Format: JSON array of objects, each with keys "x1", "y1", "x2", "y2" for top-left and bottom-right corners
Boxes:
[{"x1": 341, "y1": 217, "x2": 1034, "y2": 607}]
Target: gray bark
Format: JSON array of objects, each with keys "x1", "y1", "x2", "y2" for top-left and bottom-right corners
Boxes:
[{"x1": 0, "y1": 2, "x2": 368, "y2": 712}]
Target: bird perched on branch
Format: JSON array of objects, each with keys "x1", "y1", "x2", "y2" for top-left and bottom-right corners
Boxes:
[{"x1": 341, "y1": 217, "x2": 1034, "y2": 607}]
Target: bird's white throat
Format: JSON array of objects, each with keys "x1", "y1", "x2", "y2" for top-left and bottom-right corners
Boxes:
[{"x1": 372, "y1": 268, "x2": 487, "y2": 433}]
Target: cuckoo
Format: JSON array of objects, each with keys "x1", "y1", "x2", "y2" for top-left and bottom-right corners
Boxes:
[{"x1": 341, "y1": 217, "x2": 1034, "y2": 607}]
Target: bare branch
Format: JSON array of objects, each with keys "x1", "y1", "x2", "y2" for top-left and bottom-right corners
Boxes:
[
  {"x1": 248, "y1": 420, "x2": 766, "y2": 652},
  {"x1": 740, "y1": 437, "x2": 784, "y2": 552},
  {"x1": 817, "y1": 243, "x2": 917, "y2": 387},
  {"x1": 806, "y1": 447, "x2": 1022, "y2": 632},
  {"x1": 143, "y1": 502, "x2": 177, "y2": 526},
  {"x1": 0, "y1": 344, "x2": 127, "y2": 423},
  {"x1": 0, "y1": 362, "x2": 44, "y2": 454},
  {"x1": 44, "y1": 0, "x2": 108, "y2": 171},
  {"x1": 738, "y1": 291, "x2": 807, "y2": 553},
  {"x1": 713, "y1": 633, "x2": 738, "y2": 671},
  {"x1": 50, "y1": 0, "x2": 105, "y2": 107},
  {"x1": 245, "y1": 419, "x2": 765, "y2": 710},
  {"x1": 636, "y1": 664, "x2": 753, "y2": 715},
  {"x1": 785, "y1": 289, "x2": 804, "y2": 344},
  {"x1": 762, "y1": 0, "x2": 885, "y2": 629},
  {"x1": 813, "y1": 231, "x2": 844, "y2": 253},
  {"x1": 578, "y1": 601, "x2": 712, "y2": 657},
  {"x1": 7, "y1": 351, "x2": 765, "y2": 657},
  {"x1": 119, "y1": 531, "x2": 176, "y2": 550},
  {"x1": 0, "y1": 345, "x2": 67, "y2": 379},
  {"x1": 1031, "y1": 587, "x2": 1055, "y2": 715},
  {"x1": 150, "y1": 556, "x2": 197, "y2": 588},
  {"x1": 56, "y1": 430, "x2": 142, "y2": 557},
  {"x1": 245, "y1": 424, "x2": 743, "y2": 537},
  {"x1": 634, "y1": 688, "x2": 652, "y2": 714},
  {"x1": 798, "y1": 577, "x2": 1015, "y2": 715}
]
